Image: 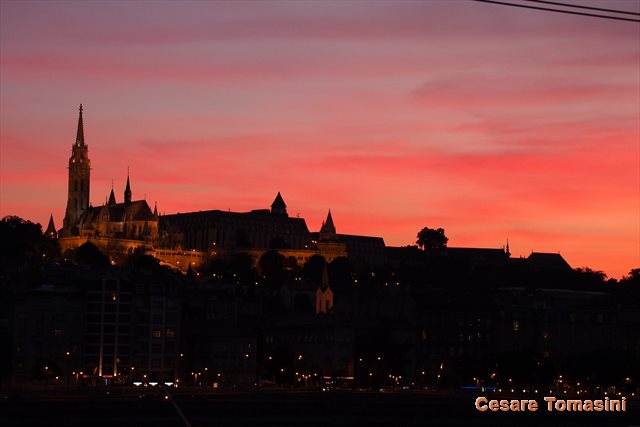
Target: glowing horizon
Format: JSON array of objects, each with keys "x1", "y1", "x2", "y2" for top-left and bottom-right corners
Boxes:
[{"x1": 1, "y1": 1, "x2": 638, "y2": 278}]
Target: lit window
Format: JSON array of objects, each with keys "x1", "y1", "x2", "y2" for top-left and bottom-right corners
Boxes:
[
  {"x1": 152, "y1": 330, "x2": 162, "y2": 338},
  {"x1": 512, "y1": 321, "x2": 519, "y2": 331},
  {"x1": 166, "y1": 328, "x2": 175, "y2": 338}
]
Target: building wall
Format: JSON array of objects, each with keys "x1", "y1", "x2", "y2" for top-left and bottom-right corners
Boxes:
[{"x1": 12, "y1": 286, "x2": 84, "y2": 386}]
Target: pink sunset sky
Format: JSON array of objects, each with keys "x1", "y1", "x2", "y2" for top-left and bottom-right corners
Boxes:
[{"x1": 0, "y1": 0, "x2": 638, "y2": 278}]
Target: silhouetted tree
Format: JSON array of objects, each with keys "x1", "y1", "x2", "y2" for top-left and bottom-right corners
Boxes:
[
  {"x1": 302, "y1": 255, "x2": 326, "y2": 284},
  {"x1": 198, "y1": 256, "x2": 227, "y2": 277},
  {"x1": 618, "y1": 268, "x2": 640, "y2": 302},
  {"x1": 328, "y1": 256, "x2": 353, "y2": 294},
  {"x1": 620, "y1": 268, "x2": 640, "y2": 286},
  {"x1": 286, "y1": 256, "x2": 298, "y2": 269},
  {"x1": 0, "y1": 216, "x2": 44, "y2": 258},
  {"x1": 416, "y1": 227, "x2": 448, "y2": 251},
  {"x1": 573, "y1": 267, "x2": 607, "y2": 289},
  {"x1": 229, "y1": 252, "x2": 256, "y2": 285},
  {"x1": 75, "y1": 242, "x2": 110, "y2": 269},
  {"x1": 123, "y1": 250, "x2": 162, "y2": 272},
  {"x1": 259, "y1": 250, "x2": 286, "y2": 290}
]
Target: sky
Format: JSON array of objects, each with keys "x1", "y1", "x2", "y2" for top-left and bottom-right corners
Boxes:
[{"x1": 0, "y1": 0, "x2": 638, "y2": 278}]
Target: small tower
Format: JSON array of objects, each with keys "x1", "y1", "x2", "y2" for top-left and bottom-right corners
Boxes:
[
  {"x1": 45, "y1": 214, "x2": 57, "y2": 239},
  {"x1": 315, "y1": 262, "x2": 334, "y2": 314},
  {"x1": 124, "y1": 169, "x2": 132, "y2": 204},
  {"x1": 270, "y1": 192, "x2": 287, "y2": 216},
  {"x1": 153, "y1": 201, "x2": 158, "y2": 217},
  {"x1": 319, "y1": 209, "x2": 337, "y2": 241},
  {"x1": 62, "y1": 104, "x2": 91, "y2": 236},
  {"x1": 505, "y1": 239, "x2": 511, "y2": 258}
]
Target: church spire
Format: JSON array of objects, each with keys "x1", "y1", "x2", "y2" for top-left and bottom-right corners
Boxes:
[
  {"x1": 76, "y1": 104, "x2": 84, "y2": 146},
  {"x1": 124, "y1": 168, "x2": 132, "y2": 204},
  {"x1": 45, "y1": 214, "x2": 57, "y2": 239},
  {"x1": 315, "y1": 261, "x2": 334, "y2": 314},
  {"x1": 108, "y1": 180, "x2": 116, "y2": 205},
  {"x1": 153, "y1": 201, "x2": 158, "y2": 217}
]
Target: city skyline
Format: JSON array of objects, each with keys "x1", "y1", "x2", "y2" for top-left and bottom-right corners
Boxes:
[{"x1": 1, "y1": 1, "x2": 639, "y2": 278}]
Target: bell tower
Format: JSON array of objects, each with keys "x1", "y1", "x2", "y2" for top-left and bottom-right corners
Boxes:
[{"x1": 62, "y1": 104, "x2": 91, "y2": 235}]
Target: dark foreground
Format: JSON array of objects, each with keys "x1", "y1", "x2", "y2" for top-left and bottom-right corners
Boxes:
[{"x1": 1, "y1": 390, "x2": 638, "y2": 427}]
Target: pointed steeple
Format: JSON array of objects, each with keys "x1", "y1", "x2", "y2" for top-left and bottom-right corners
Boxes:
[
  {"x1": 316, "y1": 261, "x2": 334, "y2": 314},
  {"x1": 108, "y1": 180, "x2": 116, "y2": 205},
  {"x1": 124, "y1": 168, "x2": 132, "y2": 204},
  {"x1": 153, "y1": 201, "x2": 158, "y2": 217},
  {"x1": 76, "y1": 104, "x2": 85, "y2": 146},
  {"x1": 63, "y1": 104, "x2": 90, "y2": 236},
  {"x1": 45, "y1": 214, "x2": 57, "y2": 239},
  {"x1": 320, "y1": 210, "x2": 336, "y2": 234},
  {"x1": 270, "y1": 192, "x2": 287, "y2": 216},
  {"x1": 506, "y1": 239, "x2": 511, "y2": 257}
]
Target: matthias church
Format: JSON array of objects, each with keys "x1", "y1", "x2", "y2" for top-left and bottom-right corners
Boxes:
[{"x1": 56, "y1": 106, "x2": 386, "y2": 268}]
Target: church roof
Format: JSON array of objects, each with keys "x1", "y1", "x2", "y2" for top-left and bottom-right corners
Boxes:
[
  {"x1": 163, "y1": 208, "x2": 308, "y2": 229},
  {"x1": 81, "y1": 200, "x2": 156, "y2": 223},
  {"x1": 527, "y1": 252, "x2": 572, "y2": 272},
  {"x1": 271, "y1": 192, "x2": 286, "y2": 210},
  {"x1": 320, "y1": 210, "x2": 336, "y2": 234}
]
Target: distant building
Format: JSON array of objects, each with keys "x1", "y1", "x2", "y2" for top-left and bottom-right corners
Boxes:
[
  {"x1": 315, "y1": 263, "x2": 334, "y2": 314},
  {"x1": 160, "y1": 193, "x2": 310, "y2": 252},
  {"x1": 58, "y1": 105, "x2": 159, "y2": 257},
  {"x1": 83, "y1": 277, "x2": 132, "y2": 382},
  {"x1": 162, "y1": 202, "x2": 385, "y2": 267},
  {"x1": 55, "y1": 105, "x2": 385, "y2": 268},
  {"x1": 11, "y1": 282, "x2": 84, "y2": 386}
]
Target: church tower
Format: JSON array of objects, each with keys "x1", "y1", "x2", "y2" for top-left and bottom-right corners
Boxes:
[
  {"x1": 271, "y1": 192, "x2": 287, "y2": 216},
  {"x1": 319, "y1": 210, "x2": 337, "y2": 242},
  {"x1": 62, "y1": 104, "x2": 91, "y2": 235}
]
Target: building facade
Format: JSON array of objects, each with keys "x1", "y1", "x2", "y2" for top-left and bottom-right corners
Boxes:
[{"x1": 59, "y1": 106, "x2": 159, "y2": 257}]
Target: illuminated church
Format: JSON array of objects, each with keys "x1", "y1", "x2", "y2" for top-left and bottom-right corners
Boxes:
[
  {"x1": 57, "y1": 105, "x2": 386, "y2": 267},
  {"x1": 59, "y1": 105, "x2": 159, "y2": 255}
]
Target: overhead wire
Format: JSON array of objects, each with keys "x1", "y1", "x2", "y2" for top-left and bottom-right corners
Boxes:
[
  {"x1": 471, "y1": 0, "x2": 640, "y2": 23},
  {"x1": 523, "y1": 0, "x2": 640, "y2": 16}
]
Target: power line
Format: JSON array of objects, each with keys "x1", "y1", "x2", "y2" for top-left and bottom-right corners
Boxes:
[
  {"x1": 524, "y1": 0, "x2": 640, "y2": 16},
  {"x1": 471, "y1": 0, "x2": 640, "y2": 22}
]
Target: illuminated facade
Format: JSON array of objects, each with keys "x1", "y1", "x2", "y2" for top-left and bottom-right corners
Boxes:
[
  {"x1": 56, "y1": 105, "x2": 385, "y2": 268},
  {"x1": 59, "y1": 106, "x2": 159, "y2": 256}
]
